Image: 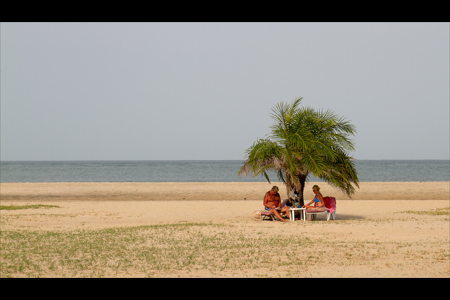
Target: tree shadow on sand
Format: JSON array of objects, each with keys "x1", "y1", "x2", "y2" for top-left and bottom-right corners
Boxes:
[{"x1": 307, "y1": 213, "x2": 365, "y2": 221}]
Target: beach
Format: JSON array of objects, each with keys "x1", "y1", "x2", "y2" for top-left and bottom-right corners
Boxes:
[
  {"x1": 1, "y1": 181, "x2": 449, "y2": 277},
  {"x1": 2, "y1": 181, "x2": 449, "y2": 202}
]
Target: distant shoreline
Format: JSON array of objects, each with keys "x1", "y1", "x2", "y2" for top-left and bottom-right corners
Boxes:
[{"x1": 2, "y1": 160, "x2": 448, "y2": 183}]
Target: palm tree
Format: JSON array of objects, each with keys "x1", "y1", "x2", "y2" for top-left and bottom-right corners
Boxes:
[{"x1": 238, "y1": 97, "x2": 359, "y2": 205}]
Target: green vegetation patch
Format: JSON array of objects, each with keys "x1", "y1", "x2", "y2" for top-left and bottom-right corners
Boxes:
[
  {"x1": 0, "y1": 204, "x2": 60, "y2": 210},
  {"x1": 402, "y1": 207, "x2": 449, "y2": 216}
]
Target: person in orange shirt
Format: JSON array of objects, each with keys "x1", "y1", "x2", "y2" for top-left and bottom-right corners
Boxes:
[{"x1": 263, "y1": 186, "x2": 288, "y2": 222}]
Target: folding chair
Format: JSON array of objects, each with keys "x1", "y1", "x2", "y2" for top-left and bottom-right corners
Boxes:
[
  {"x1": 261, "y1": 199, "x2": 290, "y2": 221},
  {"x1": 261, "y1": 210, "x2": 276, "y2": 221}
]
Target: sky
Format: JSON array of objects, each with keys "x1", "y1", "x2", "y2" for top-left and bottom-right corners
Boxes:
[{"x1": 1, "y1": 22, "x2": 449, "y2": 161}]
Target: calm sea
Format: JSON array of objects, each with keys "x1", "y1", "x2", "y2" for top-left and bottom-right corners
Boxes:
[{"x1": 0, "y1": 160, "x2": 449, "y2": 183}]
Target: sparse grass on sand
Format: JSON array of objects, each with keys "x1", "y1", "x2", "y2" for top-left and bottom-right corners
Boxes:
[
  {"x1": 1, "y1": 207, "x2": 449, "y2": 278},
  {"x1": 401, "y1": 207, "x2": 450, "y2": 216}
]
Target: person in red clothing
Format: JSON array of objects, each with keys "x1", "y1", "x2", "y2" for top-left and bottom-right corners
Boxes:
[{"x1": 263, "y1": 186, "x2": 288, "y2": 222}]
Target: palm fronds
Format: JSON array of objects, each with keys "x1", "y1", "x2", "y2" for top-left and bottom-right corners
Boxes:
[{"x1": 238, "y1": 97, "x2": 359, "y2": 199}]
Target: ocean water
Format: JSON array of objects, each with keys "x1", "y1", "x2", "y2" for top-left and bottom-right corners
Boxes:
[{"x1": 0, "y1": 160, "x2": 449, "y2": 183}]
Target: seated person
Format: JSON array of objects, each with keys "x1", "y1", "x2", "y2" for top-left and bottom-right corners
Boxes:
[
  {"x1": 303, "y1": 185, "x2": 326, "y2": 210},
  {"x1": 263, "y1": 186, "x2": 288, "y2": 222},
  {"x1": 280, "y1": 197, "x2": 299, "y2": 220},
  {"x1": 289, "y1": 185, "x2": 304, "y2": 207}
]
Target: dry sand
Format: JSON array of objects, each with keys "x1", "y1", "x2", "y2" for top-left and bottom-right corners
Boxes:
[{"x1": 1, "y1": 181, "x2": 449, "y2": 277}]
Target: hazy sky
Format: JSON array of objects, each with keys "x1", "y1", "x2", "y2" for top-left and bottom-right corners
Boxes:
[{"x1": 1, "y1": 22, "x2": 449, "y2": 161}]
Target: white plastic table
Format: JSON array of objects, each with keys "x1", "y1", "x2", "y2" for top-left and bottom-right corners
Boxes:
[{"x1": 288, "y1": 207, "x2": 306, "y2": 221}]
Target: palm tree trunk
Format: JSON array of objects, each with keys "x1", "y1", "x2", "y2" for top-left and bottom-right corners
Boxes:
[
  {"x1": 284, "y1": 172, "x2": 292, "y2": 201},
  {"x1": 296, "y1": 175, "x2": 307, "y2": 207}
]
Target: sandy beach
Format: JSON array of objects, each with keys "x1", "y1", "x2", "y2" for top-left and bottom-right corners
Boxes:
[{"x1": 1, "y1": 181, "x2": 449, "y2": 277}]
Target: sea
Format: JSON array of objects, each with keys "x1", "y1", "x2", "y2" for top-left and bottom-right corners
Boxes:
[{"x1": 0, "y1": 160, "x2": 449, "y2": 183}]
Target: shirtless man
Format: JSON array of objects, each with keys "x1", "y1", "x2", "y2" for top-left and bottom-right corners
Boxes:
[{"x1": 263, "y1": 186, "x2": 288, "y2": 222}]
